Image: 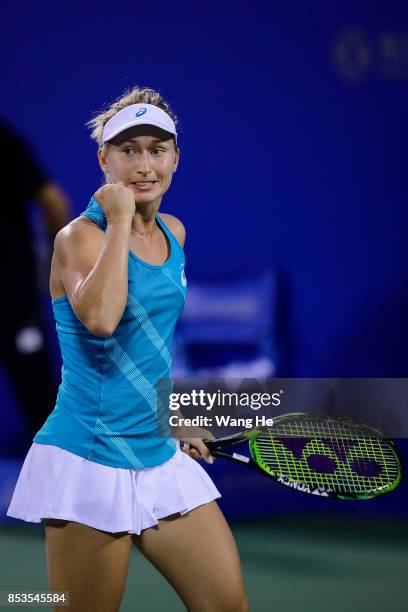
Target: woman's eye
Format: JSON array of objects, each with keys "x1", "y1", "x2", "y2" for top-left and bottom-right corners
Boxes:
[
  {"x1": 123, "y1": 148, "x2": 134, "y2": 155},
  {"x1": 152, "y1": 148, "x2": 165, "y2": 155}
]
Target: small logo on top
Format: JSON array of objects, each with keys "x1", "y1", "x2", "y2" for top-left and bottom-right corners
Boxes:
[
  {"x1": 180, "y1": 263, "x2": 187, "y2": 287},
  {"x1": 135, "y1": 108, "x2": 147, "y2": 117}
]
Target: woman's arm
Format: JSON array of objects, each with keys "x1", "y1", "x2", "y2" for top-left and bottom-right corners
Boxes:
[{"x1": 54, "y1": 184, "x2": 135, "y2": 337}]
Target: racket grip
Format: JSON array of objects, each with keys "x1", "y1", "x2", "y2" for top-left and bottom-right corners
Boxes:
[{"x1": 180, "y1": 440, "x2": 213, "y2": 450}]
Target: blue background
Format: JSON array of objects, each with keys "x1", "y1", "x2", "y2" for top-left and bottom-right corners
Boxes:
[{"x1": 1, "y1": 1, "x2": 407, "y2": 518}]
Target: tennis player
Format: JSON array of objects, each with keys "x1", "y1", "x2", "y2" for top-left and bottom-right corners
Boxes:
[{"x1": 6, "y1": 87, "x2": 248, "y2": 612}]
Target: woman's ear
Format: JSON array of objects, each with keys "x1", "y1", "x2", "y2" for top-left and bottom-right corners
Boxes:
[
  {"x1": 97, "y1": 145, "x2": 108, "y2": 174},
  {"x1": 173, "y1": 147, "x2": 180, "y2": 173}
]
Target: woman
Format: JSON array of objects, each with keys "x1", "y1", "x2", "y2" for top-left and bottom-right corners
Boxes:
[{"x1": 7, "y1": 87, "x2": 249, "y2": 612}]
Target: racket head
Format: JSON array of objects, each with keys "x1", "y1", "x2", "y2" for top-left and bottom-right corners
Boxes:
[{"x1": 249, "y1": 413, "x2": 403, "y2": 500}]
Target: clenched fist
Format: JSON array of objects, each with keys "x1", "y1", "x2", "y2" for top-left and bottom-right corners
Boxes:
[{"x1": 94, "y1": 181, "x2": 135, "y2": 224}]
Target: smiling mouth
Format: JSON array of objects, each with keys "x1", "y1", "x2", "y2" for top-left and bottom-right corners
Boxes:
[
  {"x1": 130, "y1": 181, "x2": 158, "y2": 185},
  {"x1": 129, "y1": 181, "x2": 158, "y2": 192}
]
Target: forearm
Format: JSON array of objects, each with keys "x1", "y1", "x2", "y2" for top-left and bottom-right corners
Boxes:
[{"x1": 78, "y1": 219, "x2": 132, "y2": 336}]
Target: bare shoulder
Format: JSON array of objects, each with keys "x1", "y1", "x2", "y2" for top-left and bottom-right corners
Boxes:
[
  {"x1": 54, "y1": 216, "x2": 104, "y2": 251},
  {"x1": 53, "y1": 216, "x2": 106, "y2": 275},
  {"x1": 159, "y1": 212, "x2": 186, "y2": 248},
  {"x1": 50, "y1": 216, "x2": 105, "y2": 301}
]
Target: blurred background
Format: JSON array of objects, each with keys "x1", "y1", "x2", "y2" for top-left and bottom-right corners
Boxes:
[{"x1": 0, "y1": 1, "x2": 407, "y2": 610}]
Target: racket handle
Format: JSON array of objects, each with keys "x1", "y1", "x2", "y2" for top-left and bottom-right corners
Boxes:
[{"x1": 180, "y1": 439, "x2": 214, "y2": 450}]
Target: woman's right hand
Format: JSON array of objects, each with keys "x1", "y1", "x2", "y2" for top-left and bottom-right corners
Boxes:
[{"x1": 94, "y1": 181, "x2": 135, "y2": 223}]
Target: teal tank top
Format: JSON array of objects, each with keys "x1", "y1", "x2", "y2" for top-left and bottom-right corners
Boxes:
[{"x1": 33, "y1": 196, "x2": 187, "y2": 469}]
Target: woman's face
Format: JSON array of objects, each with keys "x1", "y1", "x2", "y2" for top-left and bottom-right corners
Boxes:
[{"x1": 99, "y1": 125, "x2": 179, "y2": 208}]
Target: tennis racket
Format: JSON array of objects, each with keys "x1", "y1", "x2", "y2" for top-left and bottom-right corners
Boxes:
[{"x1": 183, "y1": 413, "x2": 403, "y2": 500}]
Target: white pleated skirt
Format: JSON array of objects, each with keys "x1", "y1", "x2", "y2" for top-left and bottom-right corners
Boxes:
[{"x1": 6, "y1": 442, "x2": 221, "y2": 534}]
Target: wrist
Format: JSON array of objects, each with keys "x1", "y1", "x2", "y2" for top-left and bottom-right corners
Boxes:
[{"x1": 107, "y1": 215, "x2": 133, "y2": 228}]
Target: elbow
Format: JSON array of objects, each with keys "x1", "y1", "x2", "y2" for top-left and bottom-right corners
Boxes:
[
  {"x1": 74, "y1": 303, "x2": 122, "y2": 338},
  {"x1": 86, "y1": 318, "x2": 116, "y2": 338},
  {"x1": 90, "y1": 326, "x2": 115, "y2": 339}
]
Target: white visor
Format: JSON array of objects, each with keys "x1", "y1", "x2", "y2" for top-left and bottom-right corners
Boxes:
[{"x1": 102, "y1": 103, "x2": 177, "y2": 144}]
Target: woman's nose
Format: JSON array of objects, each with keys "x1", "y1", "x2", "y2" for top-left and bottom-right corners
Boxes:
[{"x1": 135, "y1": 151, "x2": 151, "y2": 174}]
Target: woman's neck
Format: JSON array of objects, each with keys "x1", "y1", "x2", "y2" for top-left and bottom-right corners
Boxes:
[{"x1": 130, "y1": 209, "x2": 159, "y2": 238}]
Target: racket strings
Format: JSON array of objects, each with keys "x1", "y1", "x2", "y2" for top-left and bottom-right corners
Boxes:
[
  {"x1": 252, "y1": 419, "x2": 400, "y2": 495},
  {"x1": 257, "y1": 438, "x2": 397, "y2": 492}
]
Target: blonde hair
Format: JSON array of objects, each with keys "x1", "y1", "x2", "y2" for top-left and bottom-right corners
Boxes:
[{"x1": 86, "y1": 86, "x2": 178, "y2": 147}]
